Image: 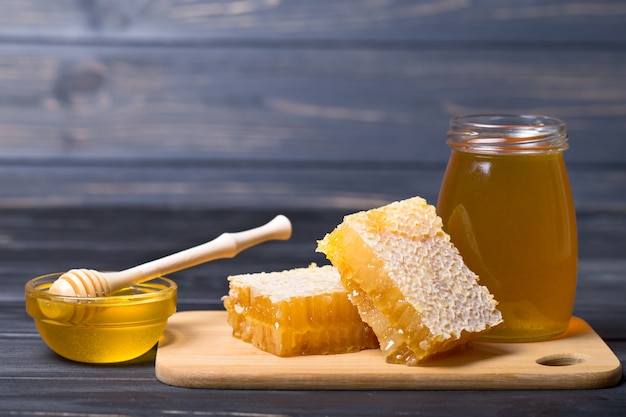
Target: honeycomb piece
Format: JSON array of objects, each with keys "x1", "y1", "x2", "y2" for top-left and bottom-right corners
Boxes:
[
  {"x1": 317, "y1": 196, "x2": 502, "y2": 365},
  {"x1": 222, "y1": 264, "x2": 379, "y2": 356}
]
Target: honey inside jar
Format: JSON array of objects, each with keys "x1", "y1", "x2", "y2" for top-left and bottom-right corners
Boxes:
[
  {"x1": 25, "y1": 275, "x2": 177, "y2": 363},
  {"x1": 436, "y1": 115, "x2": 578, "y2": 342}
]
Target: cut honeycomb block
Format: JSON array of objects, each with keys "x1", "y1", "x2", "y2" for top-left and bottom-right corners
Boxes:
[
  {"x1": 222, "y1": 264, "x2": 379, "y2": 357},
  {"x1": 317, "y1": 196, "x2": 503, "y2": 365}
]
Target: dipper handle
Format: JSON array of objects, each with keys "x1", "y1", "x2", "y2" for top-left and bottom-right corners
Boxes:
[
  {"x1": 116, "y1": 214, "x2": 292, "y2": 285},
  {"x1": 49, "y1": 215, "x2": 292, "y2": 297}
]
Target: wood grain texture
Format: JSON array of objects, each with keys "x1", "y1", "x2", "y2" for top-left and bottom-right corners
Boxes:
[
  {"x1": 155, "y1": 311, "x2": 621, "y2": 390},
  {"x1": 0, "y1": 0, "x2": 624, "y2": 415},
  {"x1": 0, "y1": 0, "x2": 624, "y2": 43},
  {"x1": 0, "y1": 207, "x2": 624, "y2": 296},
  {"x1": 0, "y1": 208, "x2": 624, "y2": 415},
  {"x1": 0, "y1": 163, "x2": 624, "y2": 211},
  {"x1": 0, "y1": 1, "x2": 622, "y2": 212},
  {"x1": 0, "y1": 46, "x2": 624, "y2": 164}
]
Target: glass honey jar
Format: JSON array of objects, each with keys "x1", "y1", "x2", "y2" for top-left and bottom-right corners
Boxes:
[{"x1": 437, "y1": 114, "x2": 578, "y2": 342}]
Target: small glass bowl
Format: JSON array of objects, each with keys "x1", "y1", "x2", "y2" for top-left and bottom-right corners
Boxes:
[{"x1": 25, "y1": 273, "x2": 177, "y2": 364}]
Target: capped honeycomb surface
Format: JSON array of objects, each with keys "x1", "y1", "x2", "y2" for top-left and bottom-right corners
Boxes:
[
  {"x1": 222, "y1": 265, "x2": 379, "y2": 357},
  {"x1": 317, "y1": 197, "x2": 502, "y2": 365}
]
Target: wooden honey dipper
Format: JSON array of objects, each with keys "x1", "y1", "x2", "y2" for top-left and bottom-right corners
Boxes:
[{"x1": 48, "y1": 215, "x2": 292, "y2": 297}]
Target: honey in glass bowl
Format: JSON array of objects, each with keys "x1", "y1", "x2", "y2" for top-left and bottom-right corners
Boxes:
[
  {"x1": 25, "y1": 273, "x2": 177, "y2": 363},
  {"x1": 436, "y1": 114, "x2": 577, "y2": 342}
]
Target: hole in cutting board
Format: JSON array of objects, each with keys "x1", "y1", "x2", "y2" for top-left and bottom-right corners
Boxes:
[{"x1": 536, "y1": 353, "x2": 589, "y2": 366}]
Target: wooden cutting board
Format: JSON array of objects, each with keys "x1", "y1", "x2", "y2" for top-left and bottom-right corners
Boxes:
[{"x1": 155, "y1": 311, "x2": 622, "y2": 390}]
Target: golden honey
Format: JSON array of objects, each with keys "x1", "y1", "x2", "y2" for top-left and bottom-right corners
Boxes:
[
  {"x1": 26, "y1": 274, "x2": 177, "y2": 363},
  {"x1": 317, "y1": 197, "x2": 503, "y2": 364},
  {"x1": 436, "y1": 114, "x2": 578, "y2": 341},
  {"x1": 226, "y1": 290, "x2": 377, "y2": 356},
  {"x1": 223, "y1": 265, "x2": 379, "y2": 356}
]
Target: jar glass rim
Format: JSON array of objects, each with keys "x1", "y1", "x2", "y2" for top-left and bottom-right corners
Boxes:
[{"x1": 447, "y1": 114, "x2": 568, "y2": 154}]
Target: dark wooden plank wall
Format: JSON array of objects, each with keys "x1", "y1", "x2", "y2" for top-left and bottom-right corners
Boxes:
[
  {"x1": 0, "y1": 1, "x2": 624, "y2": 311},
  {"x1": 0, "y1": 4, "x2": 625, "y2": 413},
  {"x1": 0, "y1": 0, "x2": 624, "y2": 211}
]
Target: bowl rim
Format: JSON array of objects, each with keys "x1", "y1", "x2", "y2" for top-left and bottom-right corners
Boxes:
[{"x1": 25, "y1": 272, "x2": 177, "y2": 304}]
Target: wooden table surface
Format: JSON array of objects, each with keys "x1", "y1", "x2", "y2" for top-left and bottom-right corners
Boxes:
[{"x1": 1, "y1": 1, "x2": 624, "y2": 416}]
